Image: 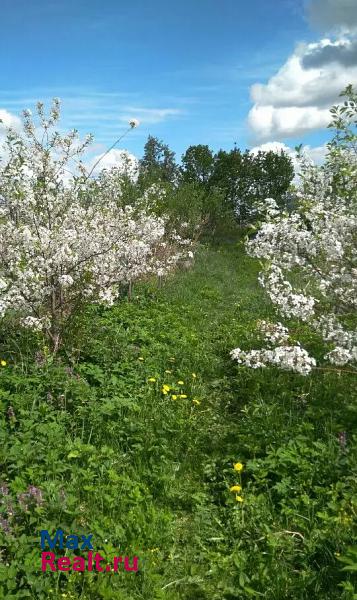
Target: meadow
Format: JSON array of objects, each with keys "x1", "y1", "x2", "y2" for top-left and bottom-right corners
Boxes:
[{"x1": 1, "y1": 237, "x2": 356, "y2": 599}]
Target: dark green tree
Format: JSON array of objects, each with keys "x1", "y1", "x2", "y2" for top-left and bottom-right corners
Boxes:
[
  {"x1": 139, "y1": 135, "x2": 177, "y2": 185},
  {"x1": 210, "y1": 148, "x2": 255, "y2": 224},
  {"x1": 211, "y1": 147, "x2": 294, "y2": 224},
  {"x1": 181, "y1": 144, "x2": 214, "y2": 185},
  {"x1": 253, "y1": 150, "x2": 294, "y2": 207}
]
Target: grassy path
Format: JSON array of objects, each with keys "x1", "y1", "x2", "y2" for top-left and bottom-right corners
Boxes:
[{"x1": 1, "y1": 241, "x2": 356, "y2": 599}]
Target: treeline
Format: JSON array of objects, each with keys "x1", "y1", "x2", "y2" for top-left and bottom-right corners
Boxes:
[{"x1": 118, "y1": 136, "x2": 295, "y2": 237}]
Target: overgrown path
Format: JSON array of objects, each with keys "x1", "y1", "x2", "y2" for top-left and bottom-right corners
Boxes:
[{"x1": 1, "y1": 241, "x2": 356, "y2": 599}]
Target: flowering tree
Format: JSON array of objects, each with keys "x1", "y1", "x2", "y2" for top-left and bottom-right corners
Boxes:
[
  {"x1": 0, "y1": 100, "x2": 193, "y2": 351},
  {"x1": 231, "y1": 86, "x2": 357, "y2": 375}
]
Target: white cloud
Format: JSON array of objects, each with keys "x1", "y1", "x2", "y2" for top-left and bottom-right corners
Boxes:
[
  {"x1": 250, "y1": 141, "x2": 294, "y2": 155},
  {"x1": 0, "y1": 109, "x2": 22, "y2": 136},
  {"x1": 248, "y1": 104, "x2": 331, "y2": 141},
  {"x1": 0, "y1": 109, "x2": 23, "y2": 162},
  {"x1": 87, "y1": 148, "x2": 138, "y2": 178},
  {"x1": 250, "y1": 141, "x2": 327, "y2": 177},
  {"x1": 302, "y1": 143, "x2": 328, "y2": 164},
  {"x1": 302, "y1": 37, "x2": 357, "y2": 68},
  {"x1": 118, "y1": 107, "x2": 182, "y2": 125},
  {"x1": 248, "y1": 38, "x2": 357, "y2": 141}
]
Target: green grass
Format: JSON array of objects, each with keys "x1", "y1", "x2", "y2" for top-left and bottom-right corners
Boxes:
[{"x1": 0, "y1": 241, "x2": 356, "y2": 599}]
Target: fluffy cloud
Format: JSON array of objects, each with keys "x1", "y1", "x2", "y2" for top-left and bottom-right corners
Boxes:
[
  {"x1": 306, "y1": 0, "x2": 357, "y2": 34},
  {"x1": 302, "y1": 37, "x2": 357, "y2": 68},
  {"x1": 0, "y1": 109, "x2": 22, "y2": 138},
  {"x1": 248, "y1": 38, "x2": 357, "y2": 141},
  {"x1": 0, "y1": 109, "x2": 23, "y2": 162},
  {"x1": 250, "y1": 141, "x2": 293, "y2": 155},
  {"x1": 87, "y1": 148, "x2": 138, "y2": 178},
  {"x1": 248, "y1": 104, "x2": 330, "y2": 141},
  {"x1": 250, "y1": 141, "x2": 327, "y2": 171}
]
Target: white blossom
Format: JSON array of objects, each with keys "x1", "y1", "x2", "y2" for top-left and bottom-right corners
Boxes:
[
  {"x1": 257, "y1": 320, "x2": 290, "y2": 345},
  {"x1": 232, "y1": 88, "x2": 357, "y2": 374},
  {"x1": 0, "y1": 101, "x2": 193, "y2": 351},
  {"x1": 230, "y1": 345, "x2": 316, "y2": 375}
]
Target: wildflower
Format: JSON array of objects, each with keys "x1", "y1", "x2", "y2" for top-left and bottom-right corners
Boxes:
[
  {"x1": 179, "y1": 394, "x2": 188, "y2": 399},
  {"x1": 27, "y1": 485, "x2": 43, "y2": 504},
  {"x1": 172, "y1": 394, "x2": 177, "y2": 400},
  {"x1": 177, "y1": 380, "x2": 184, "y2": 385},
  {"x1": 169, "y1": 357, "x2": 175, "y2": 362},
  {"x1": 192, "y1": 399, "x2": 200, "y2": 405},
  {"x1": 148, "y1": 377, "x2": 156, "y2": 383},
  {"x1": 235, "y1": 495, "x2": 244, "y2": 503},
  {"x1": 138, "y1": 357, "x2": 144, "y2": 361},
  {"x1": 7, "y1": 406, "x2": 15, "y2": 420},
  {"x1": 162, "y1": 384, "x2": 170, "y2": 392},
  {"x1": 192, "y1": 373, "x2": 197, "y2": 378},
  {"x1": 230, "y1": 485, "x2": 242, "y2": 493},
  {"x1": 1, "y1": 359, "x2": 6, "y2": 367},
  {"x1": 0, "y1": 517, "x2": 11, "y2": 533},
  {"x1": 0, "y1": 483, "x2": 9, "y2": 496},
  {"x1": 129, "y1": 119, "x2": 140, "y2": 128},
  {"x1": 233, "y1": 462, "x2": 244, "y2": 472},
  {"x1": 338, "y1": 431, "x2": 347, "y2": 450},
  {"x1": 165, "y1": 369, "x2": 172, "y2": 374},
  {"x1": 18, "y1": 485, "x2": 43, "y2": 510}
]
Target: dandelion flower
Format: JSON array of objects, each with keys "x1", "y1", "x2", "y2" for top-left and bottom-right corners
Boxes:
[
  {"x1": 165, "y1": 370, "x2": 172, "y2": 374},
  {"x1": 0, "y1": 360, "x2": 6, "y2": 367},
  {"x1": 192, "y1": 399, "x2": 200, "y2": 405},
  {"x1": 177, "y1": 380, "x2": 184, "y2": 385},
  {"x1": 138, "y1": 356, "x2": 144, "y2": 361},
  {"x1": 172, "y1": 394, "x2": 177, "y2": 400},
  {"x1": 192, "y1": 373, "x2": 197, "y2": 378},
  {"x1": 162, "y1": 384, "x2": 171, "y2": 392},
  {"x1": 129, "y1": 118, "x2": 140, "y2": 128},
  {"x1": 148, "y1": 377, "x2": 156, "y2": 383},
  {"x1": 235, "y1": 495, "x2": 244, "y2": 502},
  {"x1": 230, "y1": 485, "x2": 242, "y2": 493},
  {"x1": 233, "y1": 462, "x2": 244, "y2": 472},
  {"x1": 179, "y1": 394, "x2": 188, "y2": 399}
]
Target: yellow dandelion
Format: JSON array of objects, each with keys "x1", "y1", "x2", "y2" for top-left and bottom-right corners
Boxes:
[
  {"x1": 192, "y1": 399, "x2": 201, "y2": 405},
  {"x1": 148, "y1": 377, "x2": 156, "y2": 383},
  {"x1": 229, "y1": 485, "x2": 242, "y2": 493},
  {"x1": 165, "y1": 369, "x2": 172, "y2": 374},
  {"x1": 162, "y1": 384, "x2": 171, "y2": 392},
  {"x1": 138, "y1": 356, "x2": 144, "y2": 361},
  {"x1": 177, "y1": 380, "x2": 184, "y2": 385},
  {"x1": 172, "y1": 394, "x2": 178, "y2": 400},
  {"x1": 233, "y1": 462, "x2": 244, "y2": 472},
  {"x1": 0, "y1": 360, "x2": 6, "y2": 367},
  {"x1": 235, "y1": 495, "x2": 244, "y2": 503},
  {"x1": 169, "y1": 357, "x2": 175, "y2": 362},
  {"x1": 192, "y1": 373, "x2": 197, "y2": 378},
  {"x1": 179, "y1": 394, "x2": 188, "y2": 399}
]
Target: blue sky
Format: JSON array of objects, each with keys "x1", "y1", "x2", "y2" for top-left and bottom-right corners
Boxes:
[{"x1": 1, "y1": 0, "x2": 356, "y2": 162}]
